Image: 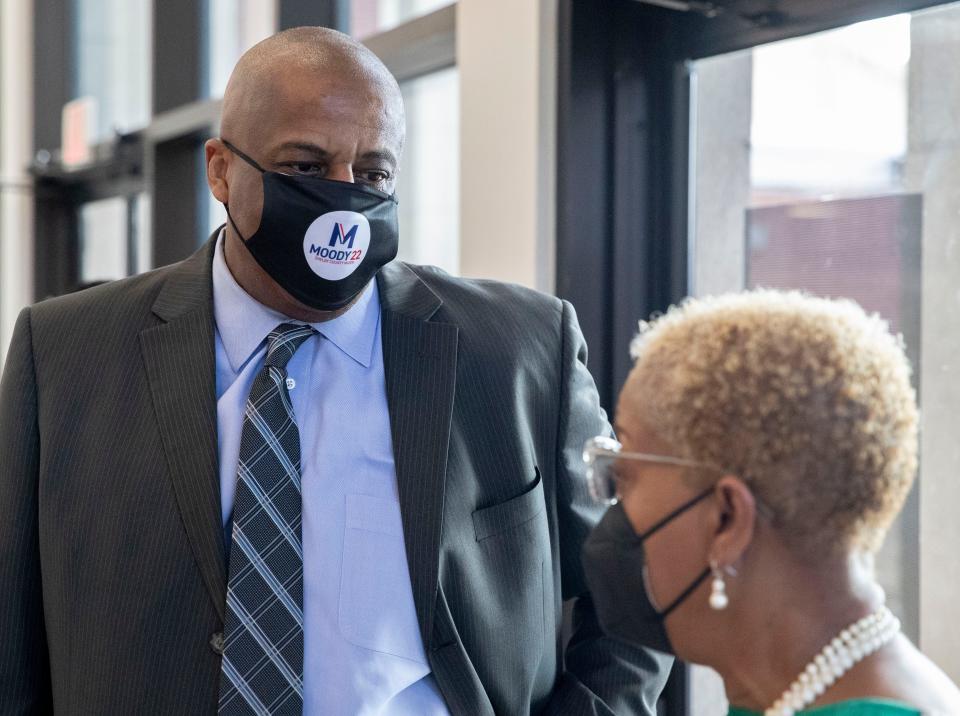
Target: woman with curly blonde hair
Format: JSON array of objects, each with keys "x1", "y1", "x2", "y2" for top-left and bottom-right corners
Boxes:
[{"x1": 581, "y1": 290, "x2": 960, "y2": 715}]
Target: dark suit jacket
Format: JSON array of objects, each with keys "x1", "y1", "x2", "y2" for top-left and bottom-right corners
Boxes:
[{"x1": 0, "y1": 237, "x2": 671, "y2": 714}]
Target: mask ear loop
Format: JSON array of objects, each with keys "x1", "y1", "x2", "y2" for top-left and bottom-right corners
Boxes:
[
  {"x1": 223, "y1": 205, "x2": 247, "y2": 243},
  {"x1": 658, "y1": 566, "x2": 712, "y2": 619},
  {"x1": 220, "y1": 139, "x2": 267, "y2": 173},
  {"x1": 638, "y1": 487, "x2": 714, "y2": 541},
  {"x1": 219, "y1": 138, "x2": 266, "y2": 243},
  {"x1": 638, "y1": 486, "x2": 716, "y2": 619}
]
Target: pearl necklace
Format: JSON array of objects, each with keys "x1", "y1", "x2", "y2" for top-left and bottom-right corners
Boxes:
[{"x1": 764, "y1": 606, "x2": 901, "y2": 716}]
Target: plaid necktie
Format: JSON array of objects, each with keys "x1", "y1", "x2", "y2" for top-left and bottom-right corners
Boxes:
[{"x1": 219, "y1": 323, "x2": 316, "y2": 715}]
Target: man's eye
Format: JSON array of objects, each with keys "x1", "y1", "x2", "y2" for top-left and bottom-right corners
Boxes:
[
  {"x1": 359, "y1": 170, "x2": 390, "y2": 184},
  {"x1": 286, "y1": 162, "x2": 325, "y2": 176}
]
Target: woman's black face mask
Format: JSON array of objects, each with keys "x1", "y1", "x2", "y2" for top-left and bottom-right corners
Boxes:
[
  {"x1": 582, "y1": 490, "x2": 714, "y2": 654},
  {"x1": 221, "y1": 139, "x2": 399, "y2": 312}
]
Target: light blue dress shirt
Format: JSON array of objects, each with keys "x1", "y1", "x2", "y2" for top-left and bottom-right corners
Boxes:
[{"x1": 211, "y1": 234, "x2": 450, "y2": 715}]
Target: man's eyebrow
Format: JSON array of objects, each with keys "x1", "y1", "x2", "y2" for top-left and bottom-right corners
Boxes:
[
  {"x1": 272, "y1": 143, "x2": 397, "y2": 167},
  {"x1": 274, "y1": 142, "x2": 331, "y2": 158},
  {"x1": 359, "y1": 149, "x2": 398, "y2": 166}
]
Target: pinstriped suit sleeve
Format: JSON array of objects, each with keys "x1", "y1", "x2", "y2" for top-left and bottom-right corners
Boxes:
[
  {"x1": 0, "y1": 308, "x2": 53, "y2": 713},
  {"x1": 545, "y1": 300, "x2": 672, "y2": 715}
]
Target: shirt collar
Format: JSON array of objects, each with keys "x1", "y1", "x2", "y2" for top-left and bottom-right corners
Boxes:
[{"x1": 211, "y1": 230, "x2": 380, "y2": 373}]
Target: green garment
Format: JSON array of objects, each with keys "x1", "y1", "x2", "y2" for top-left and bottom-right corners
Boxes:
[{"x1": 728, "y1": 700, "x2": 920, "y2": 715}]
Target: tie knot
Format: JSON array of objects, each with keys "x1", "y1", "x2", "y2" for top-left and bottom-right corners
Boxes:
[{"x1": 264, "y1": 323, "x2": 316, "y2": 369}]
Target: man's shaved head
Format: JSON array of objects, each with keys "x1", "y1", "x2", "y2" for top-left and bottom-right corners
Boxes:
[
  {"x1": 221, "y1": 27, "x2": 404, "y2": 150},
  {"x1": 205, "y1": 26, "x2": 406, "y2": 323}
]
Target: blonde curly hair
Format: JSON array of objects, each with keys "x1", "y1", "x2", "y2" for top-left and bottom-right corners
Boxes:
[{"x1": 626, "y1": 290, "x2": 918, "y2": 558}]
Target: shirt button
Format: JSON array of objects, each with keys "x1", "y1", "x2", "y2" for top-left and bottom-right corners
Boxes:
[
  {"x1": 210, "y1": 632, "x2": 225, "y2": 655},
  {"x1": 285, "y1": 377, "x2": 296, "y2": 390}
]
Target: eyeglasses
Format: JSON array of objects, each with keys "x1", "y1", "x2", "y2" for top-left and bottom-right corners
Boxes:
[{"x1": 582, "y1": 435, "x2": 726, "y2": 505}]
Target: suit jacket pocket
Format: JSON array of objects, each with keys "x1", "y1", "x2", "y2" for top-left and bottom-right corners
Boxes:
[
  {"x1": 461, "y1": 469, "x2": 551, "y2": 710},
  {"x1": 472, "y1": 468, "x2": 545, "y2": 541}
]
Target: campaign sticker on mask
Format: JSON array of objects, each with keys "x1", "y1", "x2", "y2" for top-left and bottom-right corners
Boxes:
[{"x1": 302, "y1": 210, "x2": 372, "y2": 281}]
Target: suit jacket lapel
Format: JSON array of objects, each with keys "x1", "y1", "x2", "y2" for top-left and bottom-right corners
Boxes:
[
  {"x1": 377, "y1": 262, "x2": 458, "y2": 648},
  {"x1": 140, "y1": 238, "x2": 226, "y2": 621}
]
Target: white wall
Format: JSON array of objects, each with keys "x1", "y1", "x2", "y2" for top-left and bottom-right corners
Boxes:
[
  {"x1": 686, "y1": 49, "x2": 754, "y2": 716},
  {"x1": 457, "y1": 0, "x2": 557, "y2": 293},
  {"x1": 0, "y1": 0, "x2": 34, "y2": 370}
]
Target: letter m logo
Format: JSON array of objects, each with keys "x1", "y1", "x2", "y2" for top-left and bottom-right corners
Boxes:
[{"x1": 329, "y1": 222, "x2": 359, "y2": 248}]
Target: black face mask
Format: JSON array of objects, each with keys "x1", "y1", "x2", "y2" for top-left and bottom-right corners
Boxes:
[
  {"x1": 221, "y1": 139, "x2": 399, "y2": 311},
  {"x1": 582, "y1": 490, "x2": 713, "y2": 654}
]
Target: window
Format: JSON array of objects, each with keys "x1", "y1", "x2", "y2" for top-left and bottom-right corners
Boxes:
[
  {"x1": 78, "y1": 193, "x2": 150, "y2": 284},
  {"x1": 73, "y1": 0, "x2": 151, "y2": 140},
  {"x1": 206, "y1": 0, "x2": 278, "y2": 98},
  {"x1": 350, "y1": 0, "x2": 452, "y2": 38},
  {"x1": 396, "y1": 66, "x2": 459, "y2": 273}
]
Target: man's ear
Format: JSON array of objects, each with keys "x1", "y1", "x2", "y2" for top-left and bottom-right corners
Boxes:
[
  {"x1": 708, "y1": 475, "x2": 757, "y2": 569},
  {"x1": 205, "y1": 138, "x2": 230, "y2": 204}
]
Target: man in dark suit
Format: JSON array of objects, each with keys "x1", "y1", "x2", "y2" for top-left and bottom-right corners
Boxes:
[{"x1": 0, "y1": 27, "x2": 670, "y2": 715}]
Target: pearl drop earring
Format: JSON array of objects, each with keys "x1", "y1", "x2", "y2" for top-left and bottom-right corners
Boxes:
[{"x1": 709, "y1": 560, "x2": 729, "y2": 610}]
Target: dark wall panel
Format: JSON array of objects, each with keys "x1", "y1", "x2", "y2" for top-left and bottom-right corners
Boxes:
[
  {"x1": 153, "y1": 136, "x2": 207, "y2": 267},
  {"x1": 556, "y1": 0, "x2": 616, "y2": 408},
  {"x1": 279, "y1": 0, "x2": 349, "y2": 31},
  {"x1": 154, "y1": 0, "x2": 203, "y2": 113},
  {"x1": 557, "y1": 0, "x2": 689, "y2": 412},
  {"x1": 33, "y1": 0, "x2": 72, "y2": 151}
]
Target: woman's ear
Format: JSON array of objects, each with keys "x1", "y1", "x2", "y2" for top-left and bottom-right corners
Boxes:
[
  {"x1": 709, "y1": 475, "x2": 757, "y2": 569},
  {"x1": 205, "y1": 138, "x2": 230, "y2": 204}
]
